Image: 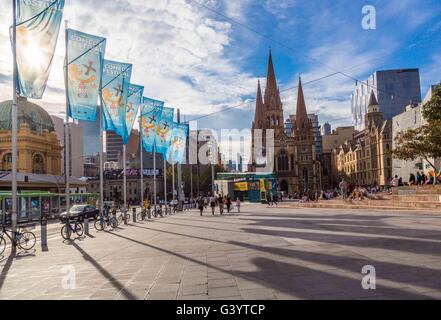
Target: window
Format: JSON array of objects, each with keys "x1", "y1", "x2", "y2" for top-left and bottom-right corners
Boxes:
[
  {"x1": 32, "y1": 154, "x2": 45, "y2": 174},
  {"x1": 1, "y1": 153, "x2": 12, "y2": 171}
]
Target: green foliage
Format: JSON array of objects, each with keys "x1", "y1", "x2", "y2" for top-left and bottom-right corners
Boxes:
[
  {"x1": 422, "y1": 84, "x2": 441, "y2": 122},
  {"x1": 393, "y1": 120, "x2": 441, "y2": 171}
]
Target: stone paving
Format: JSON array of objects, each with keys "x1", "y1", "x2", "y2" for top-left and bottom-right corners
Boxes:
[{"x1": 1, "y1": 203, "x2": 441, "y2": 300}]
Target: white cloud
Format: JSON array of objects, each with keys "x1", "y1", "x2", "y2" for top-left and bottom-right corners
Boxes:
[{"x1": 0, "y1": 0, "x2": 257, "y2": 120}]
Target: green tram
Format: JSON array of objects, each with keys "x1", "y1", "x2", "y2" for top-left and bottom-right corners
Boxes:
[{"x1": 0, "y1": 191, "x2": 99, "y2": 225}]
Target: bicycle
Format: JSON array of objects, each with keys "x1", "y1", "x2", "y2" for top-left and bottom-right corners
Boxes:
[
  {"x1": 60, "y1": 218, "x2": 84, "y2": 240},
  {"x1": 116, "y1": 211, "x2": 131, "y2": 225},
  {"x1": 94, "y1": 215, "x2": 118, "y2": 231},
  {"x1": 0, "y1": 225, "x2": 36, "y2": 255},
  {"x1": 137, "y1": 208, "x2": 150, "y2": 221}
]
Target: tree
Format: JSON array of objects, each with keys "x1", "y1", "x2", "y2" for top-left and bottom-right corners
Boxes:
[
  {"x1": 422, "y1": 84, "x2": 441, "y2": 122},
  {"x1": 393, "y1": 84, "x2": 441, "y2": 183}
]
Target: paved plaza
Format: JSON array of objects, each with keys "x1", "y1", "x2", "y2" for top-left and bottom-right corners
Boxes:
[{"x1": 1, "y1": 203, "x2": 441, "y2": 300}]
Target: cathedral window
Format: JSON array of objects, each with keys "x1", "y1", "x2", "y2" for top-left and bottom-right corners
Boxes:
[
  {"x1": 32, "y1": 153, "x2": 46, "y2": 174},
  {"x1": 1, "y1": 153, "x2": 12, "y2": 171}
]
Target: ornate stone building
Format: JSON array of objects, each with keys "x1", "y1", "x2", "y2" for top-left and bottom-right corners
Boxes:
[
  {"x1": 251, "y1": 51, "x2": 319, "y2": 193},
  {"x1": 0, "y1": 97, "x2": 62, "y2": 175},
  {"x1": 332, "y1": 91, "x2": 392, "y2": 186}
]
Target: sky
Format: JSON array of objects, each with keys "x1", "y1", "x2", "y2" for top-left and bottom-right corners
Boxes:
[{"x1": 0, "y1": 0, "x2": 440, "y2": 162}]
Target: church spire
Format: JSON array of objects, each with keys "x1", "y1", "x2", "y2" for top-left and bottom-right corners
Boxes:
[
  {"x1": 295, "y1": 77, "x2": 309, "y2": 129},
  {"x1": 254, "y1": 79, "x2": 264, "y2": 123},
  {"x1": 264, "y1": 49, "x2": 282, "y2": 110}
]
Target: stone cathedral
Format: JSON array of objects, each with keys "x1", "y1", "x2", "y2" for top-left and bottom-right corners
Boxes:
[{"x1": 251, "y1": 51, "x2": 319, "y2": 194}]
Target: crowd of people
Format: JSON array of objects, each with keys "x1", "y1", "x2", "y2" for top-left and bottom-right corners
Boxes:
[{"x1": 195, "y1": 194, "x2": 241, "y2": 216}]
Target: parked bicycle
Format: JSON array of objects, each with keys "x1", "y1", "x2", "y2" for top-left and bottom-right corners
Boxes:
[
  {"x1": 60, "y1": 218, "x2": 84, "y2": 240},
  {"x1": 116, "y1": 210, "x2": 131, "y2": 225},
  {"x1": 137, "y1": 208, "x2": 151, "y2": 221},
  {"x1": 0, "y1": 225, "x2": 36, "y2": 255},
  {"x1": 94, "y1": 215, "x2": 118, "y2": 231}
]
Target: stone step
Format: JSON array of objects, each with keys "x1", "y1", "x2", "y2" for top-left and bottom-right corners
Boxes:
[
  {"x1": 282, "y1": 202, "x2": 436, "y2": 211},
  {"x1": 387, "y1": 194, "x2": 441, "y2": 202},
  {"x1": 393, "y1": 186, "x2": 441, "y2": 195},
  {"x1": 363, "y1": 199, "x2": 441, "y2": 209}
]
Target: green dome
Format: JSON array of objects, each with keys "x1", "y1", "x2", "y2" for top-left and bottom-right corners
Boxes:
[{"x1": 0, "y1": 97, "x2": 55, "y2": 133}]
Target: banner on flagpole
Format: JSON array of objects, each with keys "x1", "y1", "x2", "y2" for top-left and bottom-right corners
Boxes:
[
  {"x1": 67, "y1": 29, "x2": 106, "y2": 122},
  {"x1": 166, "y1": 122, "x2": 189, "y2": 164},
  {"x1": 101, "y1": 59, "x2": 132, "y2": 140},
  {"x1": 140, "y1": 97, "x2": 164, "y2": 153},
  {"x1": 14, "y1": 0, "x2": 65, "y2": 99},
  {"x1": 125, "y1": 84, "x2": 144, "y2": 143},
  {"x1": 155, "y1": 107, "x2": 175, "y2": 155}
]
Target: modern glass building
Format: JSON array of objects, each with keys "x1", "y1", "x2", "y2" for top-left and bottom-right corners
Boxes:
[{"x1": 351, "y1": 69, "x2": 421, "y2": 131}]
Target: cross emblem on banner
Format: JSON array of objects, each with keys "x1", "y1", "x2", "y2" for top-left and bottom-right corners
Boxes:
[
  {"x1": 114, "y1": 84, "x2": 123, "y2": 96},
  {"x1": 83, "y1": 60, "x2": 96, "y2": 75},
  {"x1": 163, "y1": 121, "x2": 169, "y2": 129},
  {"x1": 149, "y1": 115, "x2": 156, "y2": 123}
]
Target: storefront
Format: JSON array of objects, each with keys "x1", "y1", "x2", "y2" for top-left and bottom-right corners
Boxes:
[
  {"x1": 215, "y1": 172, "x2": 276, "y2": 203},
  {"x1": 0, "y1": 191, "x2": 99, "y2": 225}
]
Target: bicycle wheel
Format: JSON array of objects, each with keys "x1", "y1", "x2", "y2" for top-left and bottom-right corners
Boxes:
[
  {"x1": 18, "y1": 231, "x2": 36, "y2": 250},
  {"x1": 0, "y1": 236, "x2": 6, "y2": 256},
  {"x1": 61, "y1": 224, "x2": 71, "y2": 240},
  {"x1": 117, "y1": 215, "x2": 123, "y2": 224},
  {"x1": 75, "y1": 222, "x2": 84, "y2": 237},
  {"x1": 94, "y1": 219, "x2": 105, "y2": 231},
  {"x1": 110, "y1": 218, "x2": 118, "y2": 229}
]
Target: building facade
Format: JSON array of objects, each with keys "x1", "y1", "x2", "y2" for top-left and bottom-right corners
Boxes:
[
  {"x1": 333, "y1": 91, "x2": 392, "y2": 186},
  {"x1": 251, "y1": 51, "x2": 319, "y2": 193},
  {"x1": 51, "y1": 115, "x2": 84, "y2": 178},
  {"x1": 392, "y1": 84, "x2": 441, "y2": 181},
  {"x1": 351, "y1": 69, "x2": 421, "y2": 131},
  {"x1": 0, "y1": 98, "x2": 62, "y2": 175}
]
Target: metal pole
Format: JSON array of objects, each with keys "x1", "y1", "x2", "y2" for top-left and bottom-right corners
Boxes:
[
  {"x1": 139, "y1": 115, "x2": 144, "y2": 208},
  {"x1": 190, "y1": 164, "x2": 193, "y2": 205},
  {"x1": 64, "y1": 20, "x2": 70, "y2": 221},
  {"x1": 163, "y1": 158, "x2": 167, "y2": 205},
  {"x1": 153, "y1": 148, "x2": 157, "y2": 214},
  {"x1": 177, "y1": 109, "x2": 183, "y2": 211},
  {"x1": 123, "y1": 144, "x2": 127, "y2": 222},
  {"x1": 11, "y1": 0, "x2": 18, "y2": 249},
  {"x1": 211, "y1": 164, "x2": 215, "y2": 195},
  {"x1": 99, "y1": 90, "x2": 104, "y2": 214},
  {"x1": 172, "y1": 162, "x2": 175, "y2": 203}
]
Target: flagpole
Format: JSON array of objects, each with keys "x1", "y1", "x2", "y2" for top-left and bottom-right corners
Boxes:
[
  {"x1": 139, "y1": 112, "x2": 144, "y2": 211},
  {"x1": 177, "y1": 109, "x2": 183, "y2": 211},
  {"x1": 172, "y1": 161, "x2": 175, "y2": 204},
  {"x1": 163, "y1": 158, "x2": 167, "y2": 209},
  {"x1": 153, "y1": 148, "x2": 157, "y2": 215},
  {"x1": 99, "y1": 64, "x2": 104, "y2": 217},
  {"x1": 11, "y1": 0, "x2": 18, "y2": 249},
  {"x1": 64, "y1": 20, "x2": 71, "y2": 221},
  {"x1": 123, "y1": 144, "x2": 127, "y2": 222}
]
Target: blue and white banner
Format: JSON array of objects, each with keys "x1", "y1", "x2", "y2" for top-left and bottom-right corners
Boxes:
[
  {"x1": 166, "y1": 122, "x2": 189, "y2": 164},
  {"x1": 67, "y1": 29, "x2": 106, "y2": 122},
  {"x1": 14, "y1": 0, "x2": 65, "y2": 99},
  {"x1": 140, "y1": 97, "x2": 164, "y2": 153},
  {"x1": 125, "y1": 84, "x2": 144, "y2": 143},
  {"x1": 154, "y1": 107, "x2": 175, "y2": 155},
  {"x1": 101, "y1": 60, "x2": 132, "y2": 140}
]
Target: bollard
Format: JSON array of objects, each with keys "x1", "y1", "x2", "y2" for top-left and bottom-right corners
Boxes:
[
  {"x1": 124, "y1": 209, "x2": 128, "y2": 225},
  {"x1": 132, "y1": 207, "x2": 136, "y2": 223},
  {"x1": 147, "y1": 208, "x2": 151, "y2": 219},
  {"x1": 84, "y1": 218, "x2": 89, "y2": 235},
  {"x1": 41, "y1": 218, "x2": 48, "y2": 249}
]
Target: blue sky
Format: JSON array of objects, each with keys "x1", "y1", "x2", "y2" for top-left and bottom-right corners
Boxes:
[{"x1": 0, "y1": 0, "x2": 440, "y2": 156}]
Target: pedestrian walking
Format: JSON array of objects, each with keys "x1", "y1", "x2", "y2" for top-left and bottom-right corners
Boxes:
[
  {"x1": 218, "y1": 195, "x2": 224, "y2": 215},
  {"x1": 198, "y1": 196, "x2": 205, "y2": 216},
  {"x1": 236, "y1": 198, "x2": 241, "y2": 213},
  {"x1": 226, "y1": 195, "x2": 232, "y2": 213},
  {"x1": 210, "y1": 195, "x2": 216, "y2": 215},
  {"x1": 339, "y1": 178, "x2": 348, "y2": 200}
]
